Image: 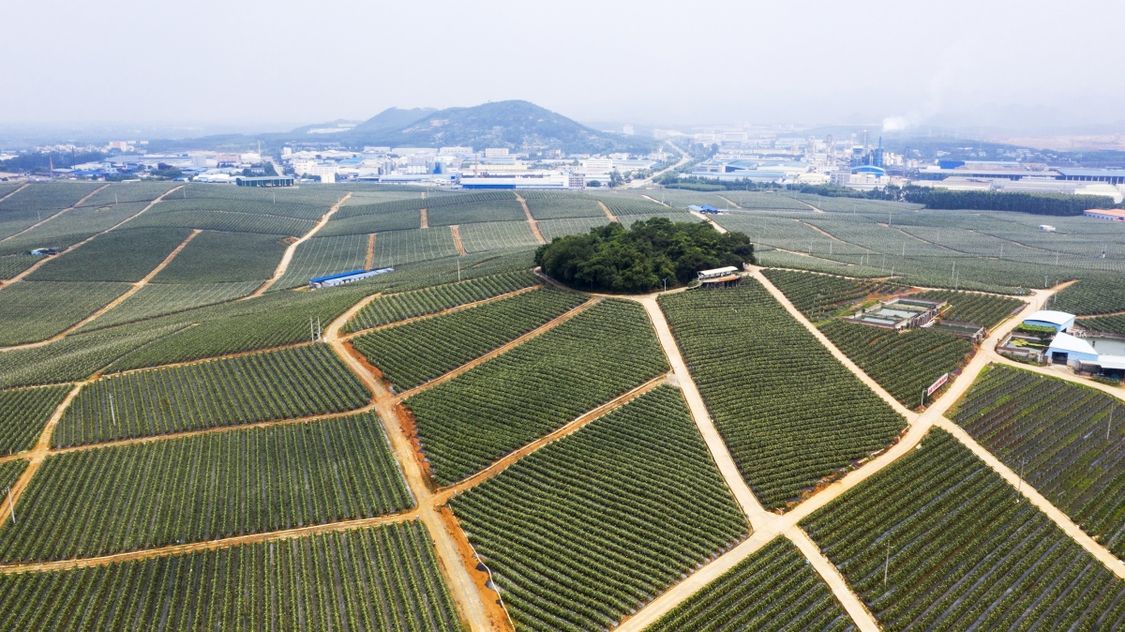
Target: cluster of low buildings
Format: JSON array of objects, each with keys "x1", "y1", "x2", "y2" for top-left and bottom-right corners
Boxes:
[{"x1": 1005, "y1": 310, "x2": 1125, "y2": 378}]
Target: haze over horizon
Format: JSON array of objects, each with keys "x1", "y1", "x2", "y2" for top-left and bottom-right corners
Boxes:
[{"x1": 4, "y1": 0, "x2": 1124, "y2": 134}]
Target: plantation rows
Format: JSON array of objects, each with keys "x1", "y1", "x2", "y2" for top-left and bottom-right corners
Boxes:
[
  {"x1": 0, "y1": 181, "x2": 100, "y2": 214},
  {"x1": 320, "y1": 207, "x2": 421, "y2": 236},
  {"x1": 803, "y1": 429, "x2": 1125, "y2": 631},
  {"x1": 56, "y1": 344, "x2": 369, "y2": 446},
  {"x1": 520, "y1": 190, "x2": 605, "y2": 220},
  {"x1": 762, "y1": 268, "x2": 902, "y2": 321},
  {"x1": 820, "y1": 320, "x2": 972, "y2": 408},
  {"x1": 370, "y1": 227, "x2": 460, "y2": 269},
  {"x1": 346, "y1": 270, "x2": 537, "y2": 332},
  {"x1": 27, "y1": 226, "x2": 193, "y2": 283},
  {"x1": 0, "y1": 386, "x2": 70, "y2": 456},
  {"x1": 424, "y1": 191, "x2": 525, "y2": 226},
  {"x1": 0, "y1": 281, "x2": 130, "y2": 346},
  {"x1": 352, "y1": 288, "x2": 585, "y2": 390},
  {"x1": 86, "y1": 281, "x2": 261, "y2": 330},
  {"x1": 660, "y1": 281, "x2": 904, "y2": 509},
  {"x1": 452, "y1": 387, "x2": 747, "y2": 631},
  {"x1": 1081, "y1": 313, "x2": 1125, "y2": 336},
  {"x1": 131, "y1": 207, "x2": 316, "y2": 236},
  {"x1": 149, "y1": 195, "x2": 337, "y2": 221},
  {"x1": 0, "y1": 523, "x2": 462, "y2": 631},
  {"x1": 0, "y1": 461, "x2": 25, "y2": 496},
  {"x1": 154, "y1": 231, "x2": 286, "y2": 284},
  {"x1": 0, "y1": 414, "x2": 411, "y2": 561},
  {"x1": 0, "y1": 200, "x2": 151, "y2": 259},
  {"x1": 913, "y1": 289, "x2": 1024, "y2": 329},
  {"x1": 457, "y1": 220, "x2": 539, "y2": 253},
  {"x1": 1054, "y1": 274, "x2": 1125, "y2": 315},
  {"x1": 408, "y1": 299, "x2": 668, "y2": 485},
  {"x1": 648, "y1": 538, "x2": 854, "y2": 631},
  {"x1": 276, "y1": 234, "x2": 368, "y2": 290},
  {"x1": 952, "y1": 365, "x2": 1124, "y2": 558},
  {"x1": 537, "y1": 216, "x2": 611, "y2": 242}
]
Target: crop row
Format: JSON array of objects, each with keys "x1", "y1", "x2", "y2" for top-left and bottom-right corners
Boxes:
[
  {"x1": 803, "y1": 429, "x2": 1125, "y2": 631},
  {"x1": 27, "y1": 226, "x2": 193, "y2": 283},
  {"x1": 86, "y1": 281, "x2": 261, "y2": 331},
  {"x1": 0, "y1": 386, "x2": 70, "y2": 456},
  {"x1": 952, "y1": 364, "x2": 1124, "y2": 558},
  {"x1": 913, "y1": 289, "x2": 1024, "y2": 329},
  {"x1": 153, "y1": 231, "x2": 286, "y2": 284},
  {"x1": 762, "y1": 268, "x2": 902, "y2": 321},
  {"x1": 648, "y1": 538, "x2": 853, "y2": 631},
  {"x1": 660, "y1": 281, "x2": 905, "y2": 509},
  {"x1": 346, "y1": 270, "x2": 537, "y2": 332},
  {"x1": 457, "y1": 221, "x2": 539, "y2": 253},
  {"x1": 1081, "y1": 313, "x2": 1125, "y2": 336},
  {"x1": 1054, "y1": 273, "x2": 1125, "y2": 315},
  {"x1": 0, "y1": 281, "x2": 130, "y2": 346},
  {"x1": 370, "y1": 227, "x2": 460, "y2": 269},
  {"x1": 352, "y1": 288, "x2": 585, "y2": 390},
  {"x1": 451, "y1": 386, "x2": 747, "y2": 631},
  {"x1": 0, "y1": 413, "x2": 411, "y2": 561},
  {"x1": 819, "y1": 320, "x2": 972, "y2": 408},
  {"x1": 0, "y1": 523, "x2": 461, "y2": 631},
  {"x1": 520, "y1": 190, "x2": 605, "y2": 220},
  {"x1": 56, "y1": 344, "x2": 369, "y2": 446},
  {"x1": 407, "y1": 299, "x2": 668, "y2": 485},
  {"x1": 425, "y1": 191, "x2": 525, "y2": 226}
]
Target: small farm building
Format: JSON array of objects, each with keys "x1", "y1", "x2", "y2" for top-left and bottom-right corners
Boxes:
[
  {"x1": 235, "y1": 175, "x2": 294, "y2": 188},
  {"x1": 1023, "y1": 310, "x2": 1076, "y2": 332},
  {"x1": 697, "y1": 266, "x2": 741, "y2": 288},
  {"x1": 309, "y1": 268, "x2": 393, "y2": 289},
  {"x1": 1083, "y1": 208, "x2": 1125, "y2": 222},
  {"x1": 1046, "y1": 332, "x2": 1099, "y2": 366},
  {"x1": 689, "y1": 204, "x2": 721, "y2": 214}
]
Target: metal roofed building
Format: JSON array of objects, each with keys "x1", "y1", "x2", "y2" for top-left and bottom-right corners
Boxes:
[
  {"x1": 1046, "y1": 332, "x2": 1099, "y2": 366},
  {"x1": 1084, "y1": 208, "x2": 1125, "y2": 222},
  {"x1": 1023, "y1": 310, "x2": 1076, "y2": 332},
  {"x1": 309, "y1": 268, "x2": 393, "y2": 289},
  {"x1": 1055, "y1": 168, "x2": 1125, "y2": 185},
  {"x1": 697, "y1": 265, "x2": 741, "y2": 288}
]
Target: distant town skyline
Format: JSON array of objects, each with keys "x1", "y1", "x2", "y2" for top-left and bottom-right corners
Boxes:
[{"x1": 4, "y1": 0, "x2": 1124, "y2": 133}]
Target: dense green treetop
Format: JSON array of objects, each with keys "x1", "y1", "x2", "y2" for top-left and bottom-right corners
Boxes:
[{"x1": 534, "y1": 217, "x2": 754, "y2": 293}]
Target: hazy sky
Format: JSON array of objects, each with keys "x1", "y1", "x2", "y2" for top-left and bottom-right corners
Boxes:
[{"x1": 4, "y1": 0, "x2": 1123, "y2": 132}]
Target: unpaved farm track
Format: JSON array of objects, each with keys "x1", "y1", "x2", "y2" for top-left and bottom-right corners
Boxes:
[
  {"x1": 513, "y1": 192, "x2": 545, "y2": 244},
  {"x1": 246, "y1": 191, "x2": 351, "y2": 297}
]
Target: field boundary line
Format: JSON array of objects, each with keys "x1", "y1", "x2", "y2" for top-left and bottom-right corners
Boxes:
[
  {"x1": 634, "y1": 294, "x2": 773, "y2": 529},
  {"x1": 934, "y1": 417, "x2": 1125, "y2": 578},
  {"x1": 246, "y1": 191, "x2": 352, "y2": 297},
  {"x1": 787, "y1": 526, "x2": 881, "y2": 632},
  {"x1": 324, "y1": 294, "x2": 504, "y2": 632},
  {"x1": 0, "y1": 182, "x2": 29, "y2": 205},
  {"x1": 450, "y1": 225, "x2": 467, "y2": 256},
  {"x1": 0, "y1": 183, "x2": 109, "y2": 244},
  {"x1": 394, "y1": 297, "x2": 601, "y2": 402},
  {"x1": 0, "y1": 511, "x2": 417, "y2": 575},
  {"x1": 640, "y1": 194, "x2": 669, "y2": 208},
  {"x1": 420, "y1": 207, "x2": 429, "y2": 229},
  {"x1": 0, "y1": 184, "x2": 184, "y2": 289},
  {"x1": 434, "y1": 371, "x2": 669, "y2": 503},
  {"x1": 513, "y1": 192, "x2": 546, "y2": 244},
  {"x1": 344, "y1": 285, "x2": 540, "y2": 339},
  {"x1": 690, "y1": 211, "x2": 728, "y2": 233},
  {"x1": 365, "y1": 232, "x2": 376, "y2": 269},
  {"x1": 597, "y1": 200, "x2": 619, "y2": 222}
]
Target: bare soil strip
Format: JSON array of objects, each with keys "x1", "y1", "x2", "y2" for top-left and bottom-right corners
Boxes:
[
  {"x1": 246, "y1": 191, "x2": 352, "y2": 298},
  {"x1": 420, "y1": 208, "x2": 429, "y2": 229},
  {"x1": 513, "y1": 192, "x2": 546, "y2": 244},
  {"x1": 715, "y1": 194, "x2": 742, "y2": 209},
  {"x1": 365, "y1": 232, "x2": 376, "y2": 269},
  {"x1": 0, "y1": 185, "x2": 184, "y2": 289},
  {"x1": 450, "y1": 225, "x2": 467, "y2": 256},
  {"x1": 598, "y1": 200, "x2": 619, "y2": 222},
  {"x1": 793, "y1": 198, "x2": 826, "y2": 213},
  {"x1": 434, "y1": 372, "x2": 668, "y2": 503},
  {"x1": 395, "y1": 298, "x2": 600, "y2": 402},
  {"x1": 798, "y1": 219, "x2": 853, "y2": 245},
  {"x1": 787, "y1": 526, "x2": 881, "y2": 631},
  {"x1": 0, "y1": 183, "x2": 109, "y2": 244},
  {"x1": 0, "y1": 511, "x2": 417, "y2": 574},
  {"x1": 324, "y1": 296, "x2": 503, "y2": 631},
  {"x1": 0, "y1": 229, "x2": 202, "y2": 353},
  {"x1": 344, "y1": 286, "x2": 540, "y2": 339},
  {"x1": 640, "y1": 194, "x2": 669, "y2": 208},
  {"x1": 689, "y1": 211, "x2": 728, "y2": 234}
]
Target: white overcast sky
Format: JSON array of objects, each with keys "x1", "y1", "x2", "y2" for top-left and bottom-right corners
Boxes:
[{"x1": 3, "y1": 0, "x2": 1123, "y2": 131}]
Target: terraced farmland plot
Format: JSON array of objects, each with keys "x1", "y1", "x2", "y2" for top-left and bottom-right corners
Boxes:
[
  {"x1": 952, "y1": 365, "x2": 1125, "y2": 557},
  {"x1": 352, "y1": 288, "x2": 585, "y2": 390},
  {"x1": 1054, "y1": 273, "x2": 1125, "y2": 315},
  {"x1": 346, "y1": 270, "x2": 537, "y2": 331},
  {"x1": 661, "y1": 281, "x2": 905, "y2": 509},
  {"x1": 153, "y1": 231, "x2": 286, "y2": 283},
  {"x1": 710, "y1": 213, "x2": 834, "y2": 252},
  {"x1": 0, "y1": 254, "x2": 36, "y2": 278},
  {"x1": 913, "y1": 289, "x2": 1024, "y2": 329},
  {"x1": 715, "y1": 191, "x2": 816, "y2": 210},
  {"x1": 371, "y1": 228, "x2": 459, "y2": 268},
  {"x1": 763, "y1": 268, "x2": 903, "y2": 321},
  {"x1": 275, "y1": 233, "x2": 369, "y2": 289},
  {"x1": 146, "y1": 195, "x2": 334, "y2": 221},
  {"x1": 0, "y1": 523, "x2": 461, "y2": 631},
  {"x1": 318, "y1": 208, "x2": 422, "y2": 236},
  {"x1": 0, "y1": 201, "x2": 153, "y2": 258},
  {"x1": 0, "y1": 461, "x2": 26, "y2": 491},
  {"x1": 521, "y1": 191, "x2": 606, "y2": 219},
  {"x1": 0, "y1": 181, "x2": 100, "y2": 214},
  {"x1": 26, "y1": 226, "x2": 192, "y2": 282},
  {"x1": 0, "y1": 323, "x2": 190, "y2": 389},
  {"x1": 90, "y1": 182, "x2": 177, "y2": 204},
  {"x1": 537, "y1": 216, "x2": 611, "y2": 241},
  {"x1": 451, "y1": 387, "x2": 747, "y2": 631},
  {"x1": 0, "y1": 386, "x2": 71, "y2": 455},
  {"x1": 803, "y1": 429, "x2": 1125, "y2": 631},
  {"x1": 647, "y1": 538, "x2": 854, "y2": 632},
  {"x1": 56, "y1": 344, "x2": 369, "y2": 446},
  {"x1": 0, "y1": 413, "x2": 411, "y2": 561},
  {"x1": 457, "y1": 220, "x2": 539, "y2": 252},
  {"x1": 407, "y1": 299, "x2": 668, "y2": 485},
  {"x1": 425, "y1": 192, "x2": 525, "y2": 225},
  {"x1": 820, "y1": 320, "x2": 973, "y2": 408},
  {"x1": 84, "y1": 281, "x2": 260, "y2": 330},
  {"x1": 0, "y1": 281, "x2": 130, "y2": 345},
  {"x1": 108, "y1": 284, "x2": 377, "y2": 369},
  {"x1": 130, "y1": 207, "x2": 316, "y2": 235}
]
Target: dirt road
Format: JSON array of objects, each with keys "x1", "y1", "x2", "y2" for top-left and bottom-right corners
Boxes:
[
  {"x1": 450, "y1": 225, "x2": 467, "y2": 256},
  {"x1": 247, "y1": 191, "x2": 351, "y2": 297},
  {"x1": 597, "y1": 200, "x2": 618, "y2": 222},
  {"x1": 512, "y1": 192, "x2": 545, "y2": 244},
  {"x1": 0, "y1": 183, "x2": 108, "y2": 244}
]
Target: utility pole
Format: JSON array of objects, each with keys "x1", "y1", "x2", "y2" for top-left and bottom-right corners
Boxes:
[
  {"x1": 1109, "y1": 405, "x2": 1114, "y2": 443},
  {"x1": 108, "y1": 393, "x2": 116, "y2": 427},
  {"x1": 317, "y1": 318, "x2": 322, "y2": 341},
  {"x1": 457, "y1": 258, "x2": 462, "y2": 282},
  {"x1": 6, "y1": 487, "x2": 13, "y2": 524},
  {"x1": 662, "y1": 278, "x2": 668, "y2": 292},
  {"x1": 310, "y1": 317, "x2": 315, "y2": 343},
  {"x1": 884, "y1": 541, "x2": 892, "y2": 589},
  {"x1": 1016, "y1": 457, "x2": 1027, "y2": 500}
]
